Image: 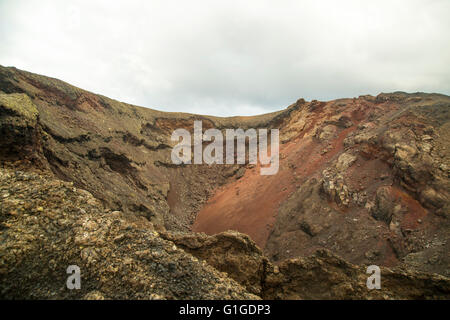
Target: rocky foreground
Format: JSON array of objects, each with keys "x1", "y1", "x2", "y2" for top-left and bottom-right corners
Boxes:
[
  {"x1": 0, "y1": 165, "x2": 257, "y2": 299},
  {"x1": 0, "y1": 65, "x2": 449, "y2": 299},
  {"x1": 1, "y1": 165, "x2": 448, "y2": 299}
]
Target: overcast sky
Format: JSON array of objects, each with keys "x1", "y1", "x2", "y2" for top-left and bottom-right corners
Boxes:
[{"x1": 1, "y1": 0, "x2": 449, "y2": 116}]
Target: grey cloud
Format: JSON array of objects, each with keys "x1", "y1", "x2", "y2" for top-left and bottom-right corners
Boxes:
[{"x1": 0, "y1": 0, "x2": 449, "y2": 116}]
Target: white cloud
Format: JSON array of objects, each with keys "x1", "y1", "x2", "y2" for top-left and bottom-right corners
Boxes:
[{"x1": 1, "y1": 0, "x2": 449, "y2": 116}]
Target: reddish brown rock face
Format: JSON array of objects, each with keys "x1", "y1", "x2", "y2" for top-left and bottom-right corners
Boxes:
[
  {"x1": 192, "y1": 156, "x2": 295, "y2": 248},
  {"x1": 193, "y1": 94, "x2": 450, "y2": 276}
]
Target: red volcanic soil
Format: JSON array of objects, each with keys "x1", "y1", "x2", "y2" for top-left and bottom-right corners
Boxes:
[
  {"x1": 192, "y1": 152, "x2": 295, "y2": 248},
  {"x1": 193, "y1": 101, "x2": 363, "y2": 248}
]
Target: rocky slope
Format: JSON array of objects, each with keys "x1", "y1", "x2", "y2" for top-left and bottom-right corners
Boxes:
[
  {"x1": 0, "y1": 65, "x2": 449, "y2": 299},
  {"x1": 0, "y1": 66, "x2": 280, "y2": 233},
  {"x1": 194, "y1": 93, "x2": 450, "y2": 277},
  {"x1": 0, "y1": 165, "x2": 259, "y2": 299}
]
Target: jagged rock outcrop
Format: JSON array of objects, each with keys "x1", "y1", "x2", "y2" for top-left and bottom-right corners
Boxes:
[
  {"x1": 263, "y1": 249, "x2": 450, "y2": 300},
  {"x1": 160, "y1": 230, "x2": 269, "y2": 296},
  {"x1": 0, "y1": 93, "x2": 42, "y2": 162},
  {"x1": 0, "y1": 166, "x2": 258, "y2": 299},
  {"x1": 158, "y1": 228, "x2": 450, "y2": 300}
]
